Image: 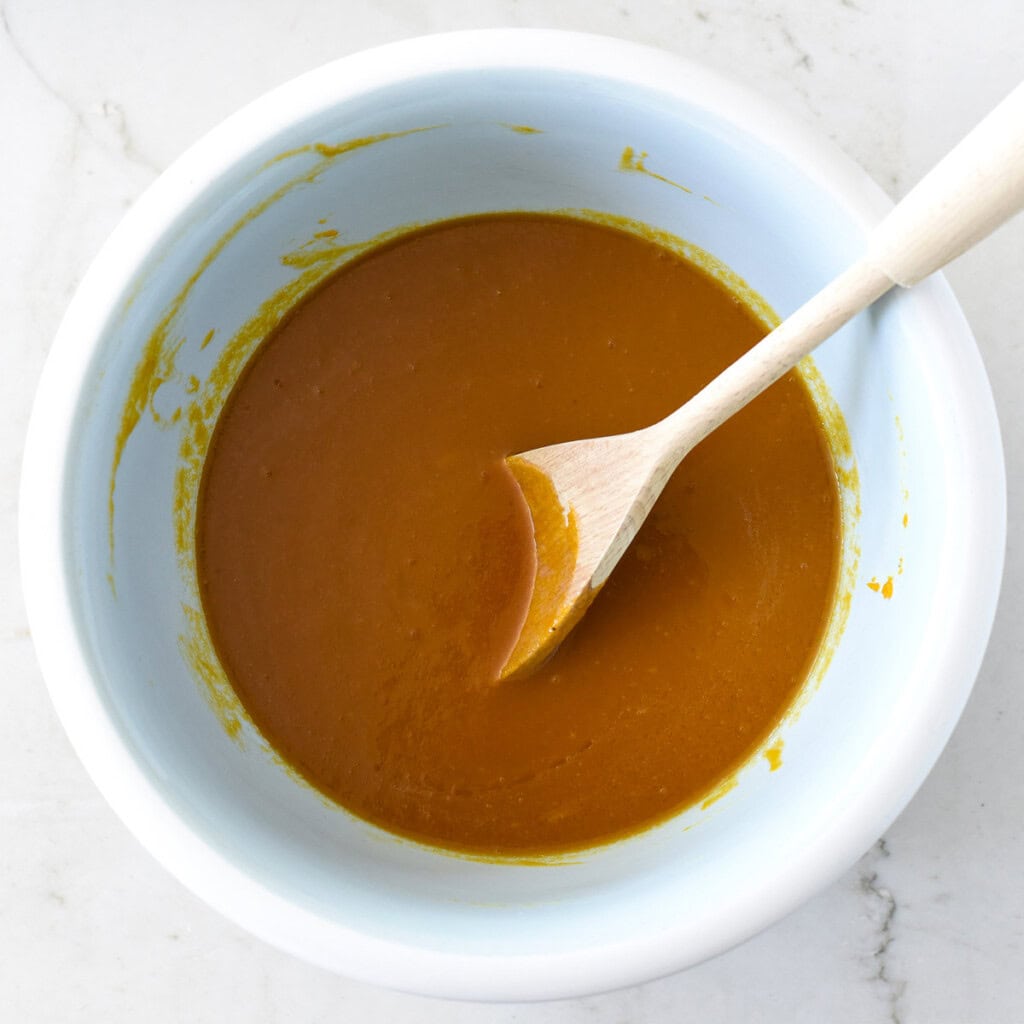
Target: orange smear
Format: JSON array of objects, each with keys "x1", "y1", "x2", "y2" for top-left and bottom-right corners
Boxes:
[
  {"x1": 619, "y1": 146, "x2": 694, "y2": 194},
  {"x1": 764, "y1": 739, "x2": 784, "y2": 771},
  {"x1": 700, "y1": 776, "x2": 738, "y2": 810},
  {"x1": 500, "y1": 457, "x2": 594, "y2": 680}
]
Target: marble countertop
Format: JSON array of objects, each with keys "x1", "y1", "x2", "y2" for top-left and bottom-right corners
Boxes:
[{"x1": 2, "y1": 1, "x2": 1022, "y2": 1020}]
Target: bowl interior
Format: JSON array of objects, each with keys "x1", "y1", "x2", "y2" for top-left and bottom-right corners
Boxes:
[{"x1": 36, "y1": 44, "x2": 1001, "y2": 998}]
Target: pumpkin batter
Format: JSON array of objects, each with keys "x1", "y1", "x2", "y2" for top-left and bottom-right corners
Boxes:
[{"x1": 197, "y1": 213, "x2": 840, "y2": 855}]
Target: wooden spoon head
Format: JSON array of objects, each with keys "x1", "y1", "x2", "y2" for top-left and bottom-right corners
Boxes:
[
  {"x1": 499, "y1": 456, "x2": 601, "y2": 679},
  {"x1": 498, "y1": 432, "x2": 665, "y2": 680}
]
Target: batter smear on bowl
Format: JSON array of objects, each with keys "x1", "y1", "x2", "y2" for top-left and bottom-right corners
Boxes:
[{"x1": 196, "y1": 213, "x2": 840, "y2": 855}]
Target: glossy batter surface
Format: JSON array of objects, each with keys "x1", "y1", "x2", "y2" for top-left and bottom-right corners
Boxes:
[{"x1": 197, "y1": 214, "x2": 840, "y2": 855}]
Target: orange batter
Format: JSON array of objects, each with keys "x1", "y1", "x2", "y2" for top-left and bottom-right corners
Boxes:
[{"x1": 197, "y1": 214, "x2": 839, "y2": 855}]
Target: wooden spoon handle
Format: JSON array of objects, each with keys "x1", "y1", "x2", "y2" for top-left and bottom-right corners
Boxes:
[
  {"x1": 655, "y1": 259, "x2": 890, "y2": 455},
  {"x1": 868, "y1": 80, "x2": 1024, "y2": 287},
  {"x1": 657, "y1": 80, "x2": 1024, "y2": 461}
]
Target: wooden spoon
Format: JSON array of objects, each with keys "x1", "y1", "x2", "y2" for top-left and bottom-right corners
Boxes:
[{"x1": 501, "y1": 81, "x2": 1024, "y2": 680}]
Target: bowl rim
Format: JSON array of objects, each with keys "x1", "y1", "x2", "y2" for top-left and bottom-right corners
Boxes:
[{"x1": 18, "y1": 28, "x2": 1006, "y2": 1000}]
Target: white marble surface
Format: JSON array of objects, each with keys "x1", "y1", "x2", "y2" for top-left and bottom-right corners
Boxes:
[{"x1": 2, "y1": 1, "x2": 1023, "y2": 1020}]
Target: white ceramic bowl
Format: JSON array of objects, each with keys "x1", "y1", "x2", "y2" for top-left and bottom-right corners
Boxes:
[{"x1": 20, "y1": 30, "x2": 1004, "y2": 1000}]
